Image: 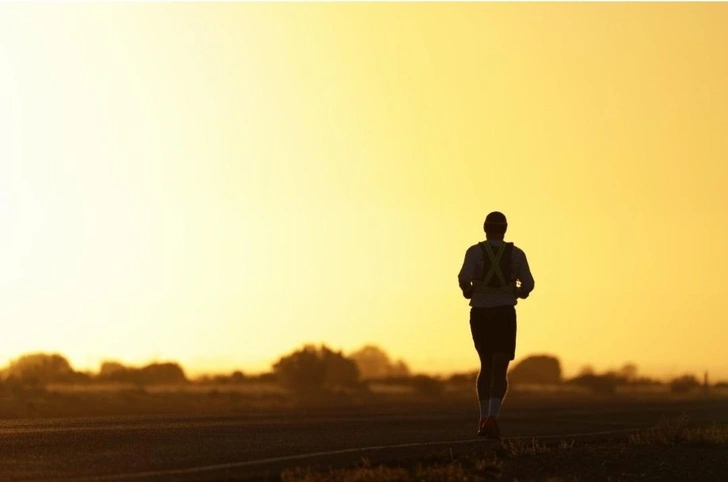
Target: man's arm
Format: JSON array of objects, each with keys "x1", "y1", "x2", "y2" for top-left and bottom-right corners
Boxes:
[
  {"x1": 515, "y1": 248, "x2": 535, "y2": 299},
  {"x1": 458, "y1": 247, "x2": 476, "y2": 299}
]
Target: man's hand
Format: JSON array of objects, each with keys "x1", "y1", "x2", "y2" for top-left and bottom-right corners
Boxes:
[
  {"x1": 462, "y1": 285, "x2": 474, "y2": 299},
  {"x1": 516, "y1": 287, "x2": 529, "y2": 299}
]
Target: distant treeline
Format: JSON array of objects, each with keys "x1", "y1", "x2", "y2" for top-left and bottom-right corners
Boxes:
[
  {"x1": 502, "y1": 355, "x2": 716, "y2": 395},
  {"x1": 0, "y1": 353, "x2": 188, "y2": 387},
  {"x1": 0, "y1": 345, "x2": 410, "y2": 390},
  {"x1": 0, "y1": 347, "x2": 722, "y2": 396}
]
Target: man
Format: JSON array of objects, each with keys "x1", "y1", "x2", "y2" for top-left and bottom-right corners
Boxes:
[{"x1": 457, "y1": 211, "x2": 535, "y2": 439}]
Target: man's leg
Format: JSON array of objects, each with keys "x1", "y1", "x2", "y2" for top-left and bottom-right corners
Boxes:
[
  {"x1": 477, "y1": 353, "x2": 510, "y2": 439},
  {"x1": 489, "y1": 353, "x2": 511, "y2": 418},
  {"x1": 489, "y1": 304, "x2": 516, "y2": 419},
  {"x1": 470, "y1": 308, "x2": 494, "y2": 432},
  {"x1": 476, "y1": 349, "x2": 494, "y2": 420}
]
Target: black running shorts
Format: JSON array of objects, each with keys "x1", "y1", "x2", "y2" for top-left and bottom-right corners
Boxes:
[{"x1": 469, "y1": 305, "x2": 517, "y2": 360}]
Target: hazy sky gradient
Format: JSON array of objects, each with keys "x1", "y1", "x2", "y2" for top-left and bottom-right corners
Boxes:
[{"x1": 1, "y1": 4, "x2": 726, "y2": 379}]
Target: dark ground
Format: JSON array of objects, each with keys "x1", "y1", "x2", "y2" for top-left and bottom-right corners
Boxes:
[{"x1": 0, "y1": 397, "x2": 726, "y2": 482}]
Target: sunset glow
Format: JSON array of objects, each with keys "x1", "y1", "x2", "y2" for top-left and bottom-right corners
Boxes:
[{"x1": 1, "y1": 4, "x2": 726, "y2": 380}]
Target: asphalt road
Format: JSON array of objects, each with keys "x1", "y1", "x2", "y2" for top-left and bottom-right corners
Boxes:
[{"x1": 1, "y1": 398, "x2": 726, "y2": 482}]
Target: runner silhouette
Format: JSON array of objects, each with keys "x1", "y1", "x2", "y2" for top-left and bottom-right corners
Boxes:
[{"x1": 458, "y1": 211, "x2": 535, "y2": 439}]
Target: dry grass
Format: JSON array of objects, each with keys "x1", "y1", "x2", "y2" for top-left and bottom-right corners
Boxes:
[
  {"x1": 281, "y1": 461, "x2": 504, "y2": 482},
  {"x1": 500, "y1": 437, "x2": 574, "y2": 457},
  {"x1": 281, "y1": 464, "x2": 585, "y2": 482},
  {"x1": 280, "y1": 417, "x2": 728, "y2": 482},
  {"x1": 629, "y1": 414, "x2": 728, "y2": 445},
  {"x1": 281, "y1": 465, "x2": 409, "y2": 482}
]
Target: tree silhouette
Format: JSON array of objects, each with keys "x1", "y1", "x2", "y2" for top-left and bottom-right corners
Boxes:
[
  {"x1": 619, "y1": 363, "x2": 639, "y2": 382},
  {"x1": 568, "y1": 371, "x2": 626, "y2": 394},
  {"x1": 578, "y1": 365, "x2": 595, "y2": 376},
  {"x1": 410, "y1": 375, "x2": 444, "y2": 397},
  {"x1": 138, "y1": 363, "x2": 187, "y2": 384},
  {"x1": 670, "y1": 374, "x2": 700, "y2": 394},
  {"x1": 349, "y1": 345, "x2": 410, "y2": 380},
  {"x1": 99, "y1": 361, "x2": 128, "y2": 381},
  {"x1": 273, "y1": 344, "x2": 360, "y2": 393},
  {"x1": 508, "y1": 354, "x2": 562, "y2": 385},
  {"x1": 2, "y1": 353, "x2": 79, "y2": 385},
  {"x1": 97, "y1": 361, "x2": 187, "y2": 385}
]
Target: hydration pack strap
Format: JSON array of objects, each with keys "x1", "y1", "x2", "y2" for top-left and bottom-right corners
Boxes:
[{"x1": 481, "y1": 242, "x2": 507, "y2": 286}]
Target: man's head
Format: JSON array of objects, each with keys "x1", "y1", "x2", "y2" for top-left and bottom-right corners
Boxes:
[{"x1": 484, "y1": 211, "x2": 508, "y2": 239}]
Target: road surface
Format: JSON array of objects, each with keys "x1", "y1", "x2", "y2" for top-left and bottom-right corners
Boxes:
[{"x1": 1, "y1": 398, "x2": 726, "y2": 481}]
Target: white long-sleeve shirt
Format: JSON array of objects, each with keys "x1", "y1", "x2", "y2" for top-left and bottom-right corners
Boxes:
[{"x1": 458, "y1": 239, "x2": 535, "y2": 308}]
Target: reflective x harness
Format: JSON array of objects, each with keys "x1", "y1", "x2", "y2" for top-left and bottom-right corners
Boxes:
[
  {"x1": 481, "y1": 242, "x2": 508, "y2": 287},
  {"x1": 476, "y1": 242, "x2": 516, "y2": 293}
]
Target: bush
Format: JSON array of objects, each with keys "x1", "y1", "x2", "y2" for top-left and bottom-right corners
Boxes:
[
  {"x1": 508, "y1": 355, "x2": 562, "y2": 385},
  {"x1": 255, "y1": 372, "x2": 278, "y2": 383},
  {"x1": 273, "y1": 344, "x2": 360, "y2": 394},
  {"x1": 410, "y1": 375, "x2": 444, "y2": 397},
  {"x1": 568, "y1": 372, "x2": 626, "y2": 394},
  {"x1": 349, "y1": 345, "x2": 410, "y2": 380},
  {"x1": 138, "y1": 363, "x2": 187, "y2": 384},
  {"x1": 448, "y1": 372, "x2": 478, "y2": 385},
  {"x1": 99, "y1": 362, "x2": 128, "y2": 380},
  {"x1": 97, "y1": 361, "x2": 187, "y2": 385},
  {"x1": 629, "y1": 376, "x2": 663, "y2": 387},
  {"x1": 3, "y1": 353, "x2": 80, "y2": 386},
  {"x1": 230, "y1": 371, "x2": 246, "y2": 383},
  {"x1": 670, "y1": 375, "x2": 700, "y2": 394}
]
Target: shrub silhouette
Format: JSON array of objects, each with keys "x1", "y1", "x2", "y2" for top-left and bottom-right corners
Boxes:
[
  {"x1": 508, "y1": 355, "x2": 562, "y2": 385},
  {"x1": 619, "y1": 363, "x2": 639, "y2": 382},
  {"x1": 99, "y1": 361, "x2": 129, "y2": 381},
  {"x1": 670, "y1": 375, "x2": 700, "y2": 394},
  {"x1": 410, "y1": 375, "x2": 444, "y2": 397},
  {"x1": 349, "y1": 345, "x2": 410, "y2": 380},
  {"x1": 97, "y1": 361, "x2": 187, "y2": 385},
  {"x1": 448, "y1": 371, "x2": 478, "y2": 385},
  {"x1": 252, "y1": 372, "x2": 278, "y2": 383},
  {"x1": 273, "y1": 344, "x2": 360, "y2": 393},
  {"x1": 195, "y1": 370, "x2": 247, "y2": 385},
  {"x1": 568, "y1": 371, "x2": 626, "y2": 394},
  {"x1": 138, "y1": 363, "x2": 187, "y2": 384},
  {"x1": 2, "y1": 353, "x2": 79, "y2": 385}
]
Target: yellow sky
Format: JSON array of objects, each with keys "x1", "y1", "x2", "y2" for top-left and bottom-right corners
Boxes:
[{"x1": 1, "y1": 4, "x2": 726, "y2": 380}]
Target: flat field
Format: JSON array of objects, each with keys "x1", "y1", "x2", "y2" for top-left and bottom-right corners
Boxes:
[{"x1": 0, "y1": 387, "x2": 726, "y2": 481}]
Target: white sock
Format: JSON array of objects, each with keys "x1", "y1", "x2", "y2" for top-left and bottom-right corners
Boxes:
[
  {"x1": 479, "y1": 400, "x2": 489, "y2": 419},
  {"x1": 489, "y1": 398, "x2": 502, "y2": 418}
]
